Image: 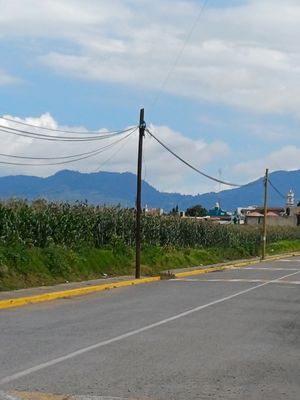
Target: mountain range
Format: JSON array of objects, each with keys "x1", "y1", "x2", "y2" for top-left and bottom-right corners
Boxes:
[{"x1": 0, "y1": 169, "x2": 298, "y2": 212}]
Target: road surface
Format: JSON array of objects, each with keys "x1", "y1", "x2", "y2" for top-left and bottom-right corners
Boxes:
[{"x1": 1, "y1": 257, "x2": 300, "y2": 400}]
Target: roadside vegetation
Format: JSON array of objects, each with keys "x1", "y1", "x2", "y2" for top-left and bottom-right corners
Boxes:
[{"x1": 1, "y1": 200, "x2": 300, "y2": 290}]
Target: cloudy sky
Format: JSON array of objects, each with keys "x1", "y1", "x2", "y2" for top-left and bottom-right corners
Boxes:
[{"x1": 1, "y1": 0, "x2": 300, "y2": 194}]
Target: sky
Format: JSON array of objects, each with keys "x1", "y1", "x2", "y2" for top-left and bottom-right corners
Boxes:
[{"x1": 1, "y1": 0, "x2": 300, "y2": 195}]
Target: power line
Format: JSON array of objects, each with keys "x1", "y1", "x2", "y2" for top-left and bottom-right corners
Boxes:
[
  {"x1": 149, "y1": 0, "x2": 209, "y2": 111},
  {"x1": 0, "y1": 128, "x2": 138, "y2": 161},
  {"x1": 0, "y1": 124, "x2": 137, "y2": 142},
  {"x1": 94, "y1": 130, "x2": 135, "y2": 172},
  {"x1": 147, "y1": 128, "x2": 240, "y2": 187},
  {"x1": 268, "y1": 178, "x2": 286, "y2": 200},
  {"x1": 0, "y1": 130, "x2": 136, "y2": 167},
  {"x1": 0, "y1": 124, "x2": 136, "y2": 141},
  {"x1": 0, "y1": 129, "x2": 137, "y2": 161},
  {"x1": 0, "y1": 116, "x2": 134, "y2": 135}
]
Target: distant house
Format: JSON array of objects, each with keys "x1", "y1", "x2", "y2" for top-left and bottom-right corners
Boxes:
[
  {"x1": 144, "y1": 204, "x2": 164, "y2": 216},
  {"x1": 235, "y1": 206, "x2": 257, "y2": 224},
  {"x1": 245, "y1": 211, "x2": 264, "y2": 225},
  {"x1": 244, "y1": 190, "x2": 300, "y2": 227},
  {"x1": 245, "y1": 209, "x2": 299, "y2": 227},
  {"x1": 207, "y1": 202, "x2": 231, "y2": 223}
]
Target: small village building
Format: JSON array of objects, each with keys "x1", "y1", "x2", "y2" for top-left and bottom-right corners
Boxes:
[
  {"x1": 245, "y1": 211, "x2": 264, "y2": 225},
  {"x1": 144, "y1": 204, "x2": 164, "y2": 216},
  {"x1": 207, "y1": 202, "x2": 231, "y2": 223},
  {"x1": 244, "y1": 190, "x2": 300, "y2": 227},
  {"x1": 235, "y1": 206, "x2": 257, "y2": 224}
]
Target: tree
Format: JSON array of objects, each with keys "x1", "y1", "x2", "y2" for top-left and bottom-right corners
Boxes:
[
  {"x1": 185, "y1": 204, "x2": 208, "y2": 217},
  {"x1": 297, "y1": 201, "x2": 300, "y2": 207},
  {"x1": 170, "y1": 204, "x2": 179, "y2": 216}
]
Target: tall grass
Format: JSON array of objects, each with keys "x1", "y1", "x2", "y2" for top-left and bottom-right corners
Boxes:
[{"x1": 0, "y1": 199, "x2": 299, "y2": 253}]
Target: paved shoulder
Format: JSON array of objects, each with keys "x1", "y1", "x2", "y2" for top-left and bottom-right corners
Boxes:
[{"x1": 0, "y1": 391, "x2": 142, "y2": 400}]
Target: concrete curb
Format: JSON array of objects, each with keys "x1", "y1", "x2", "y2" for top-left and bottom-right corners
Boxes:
[
  {"x1": 0, "y1": 277, "x2": 160, "y2": 310},
  {"x1": 174, "y1": 260, "x2": 259, "y2": 278},
  {"x1": 175, "y1": 252, "x2": 300, "y2": 278},
  {"x1": 1, "y1": 251, "x2": 300, "y2": 311}
]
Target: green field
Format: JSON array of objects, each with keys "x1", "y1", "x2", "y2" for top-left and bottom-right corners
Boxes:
[{"x1": 0, "y1": 200, "x2": 299, "y2": 291}]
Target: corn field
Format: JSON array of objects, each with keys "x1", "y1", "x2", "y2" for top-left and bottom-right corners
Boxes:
[{"x1": 0, "y1": 200, "x2": 299, "y2": 251}]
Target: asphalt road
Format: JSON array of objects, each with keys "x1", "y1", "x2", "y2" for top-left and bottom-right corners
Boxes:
[{"x1": 0, "y1": 257, "x2": 300, "y2": 400}]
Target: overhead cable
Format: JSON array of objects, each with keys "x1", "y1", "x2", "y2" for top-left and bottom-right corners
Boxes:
[
  {"x1": 149, "y1": 0, "x2": 209, "y2": 111},
  {"x1": 268, "y1": 178, "x2": 286, "y2": 200},
  {"x1": 0, "y1": 116, "x2": 134, "y2": 135},
  {"x1": 0, "y1": 124, "x2": 137, "y2": 142},
  {"x1": 0, "y1": 128, "x2": 138, "y2": 161},
  {"x1": 94, "y1": 131, "x2": 134, "y2": 172},
  {"x1": 146, "y1": 128, "x2": 240, "y2": 187},
  {"x1": 0, "y1": 130, "x2": 135, "y2": 167}
]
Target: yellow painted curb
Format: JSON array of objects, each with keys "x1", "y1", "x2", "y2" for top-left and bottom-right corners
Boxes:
[
  {"x1": 174, "y1": 251, "x2": 300, "y2": 279},
  {"x1": 10, "y1": 391, "x2": 69, "y2": 400},
  {"x1": 264, "y1": 251, "x2": 300, "y2": 262},
  {"x1": 0, "y1": 276, "x2": 160, "y2": 310},
  {"x1": 175, "y1": 260, "x2": 259, "y2": 278}
]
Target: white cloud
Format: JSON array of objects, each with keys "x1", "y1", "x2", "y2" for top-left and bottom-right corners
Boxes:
[
  {"x1": 2, "y1": 1, "x2": 300, "y2": 116},
  {"x1": 0, "y1": 113, "x2": 230, "y2": 194},
  {"x1": 0, "y1": 69, "x2": 20, "y2": 85},
  {"x1": 233, "y1": 145, "x2": 300, "y2": 181}
]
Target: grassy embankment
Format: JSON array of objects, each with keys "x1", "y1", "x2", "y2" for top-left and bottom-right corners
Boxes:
[
  {"x1": 1, "y1": 240, "x2": 300, "y2": 291},
  {"x1": 0, "y1": 200, "x2": 300, "y2": 291}
]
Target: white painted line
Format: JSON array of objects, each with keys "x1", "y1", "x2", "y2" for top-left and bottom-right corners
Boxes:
[
  {"x1": 1, "y1": 270, "x2": 299, "y2": 386},
  {"x1": 272, "y1": 285, "x2": 298, "y2": 289},
  {"x1": 75, "y1": 397, "x2": 131, "y2": 400},
  {"x1": 173, "y1": 278, "x2": 300, "y2": 284},
  {"x1": 66, "y1": 397, "x2": 130, "y2": 400},
  {"x1": 243, "y1": 267, "x2": 300, "y2": 271},
  {"x1": 174, "y1": 279, "x2": 267, "y2": 282},
  {"x1": 0, "y1": 394, "x2": 130, "y2": 400},
  {"x1": 274, "y1": 259, "x2": 300, "y2": 262}
]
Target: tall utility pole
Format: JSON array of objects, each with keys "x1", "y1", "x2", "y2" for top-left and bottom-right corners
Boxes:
[
  {"x1": 261, "y1": 168, "x2": 269, "y2": 260},
  {"x1": 135, "y1": 108, "x2": 146, "y2": 279}
]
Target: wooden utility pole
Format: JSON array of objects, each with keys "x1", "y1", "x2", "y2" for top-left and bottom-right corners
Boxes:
[
  {"x1": 135, "y1": 108, "x2": 146, "y2": 279},
  {"x1": 261, "y1": 168, "x2": 269, "y2": 260}
]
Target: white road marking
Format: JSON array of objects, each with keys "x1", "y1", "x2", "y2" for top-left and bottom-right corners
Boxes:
[
  {"x1": 75, "y1": 397, "x2": 135, "y2": 400},
  {"x1": 1, "y1": 270, "x2": 299, "y2": 386},
  {"x1": 275, "y1": 259, "x2": 300, "y2": 262},
  {"x1": 242, "y1": 267, "x2": 300, "y2": 271},
  {"x1": 172, "y1": 278, "x2": 300, "y2": 284},
  {"x1": 0, "y1": 393, "x2": 132, "y2": 400},
  {"x1": 272, "y1": 285, "x2": 298, "y2": 289}
]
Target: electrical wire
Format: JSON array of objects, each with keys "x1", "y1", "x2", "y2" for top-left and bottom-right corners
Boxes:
[
  {"x1": 0, "y1": 130, "x2": 136, "y2": 167},
  {"x1": 0, "y1": 128, "x2": 138, "y2": 161},
  {"x1": 0, "y1": 116, "x2": 135, "y2": 135},
  {"x1": 147, "y1": 128, "x2": 240, "y2": 187},
  {"x1": 94, "y1": 130, "x2": 135, "y2": 172},
  {"x1": 149, "y1": 0, "x2": 209, "y2": 111},
  {"x1": 268, "y1": 178, "x2": 286, "y2": 200},
  {"x1": 0, "y1": 146, "x2": 106, "y2": 160},
  {"x1": 0, "y1": 124, "x2": 137, "y2": 142},
  {"x1": 0, "y1": 124, "x2": 136, "y2": 141}
]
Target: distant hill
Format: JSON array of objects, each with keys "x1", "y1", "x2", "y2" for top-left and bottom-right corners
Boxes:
[{"x1": 0, "y1": 169, "x2": 298, "y2": 212}]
